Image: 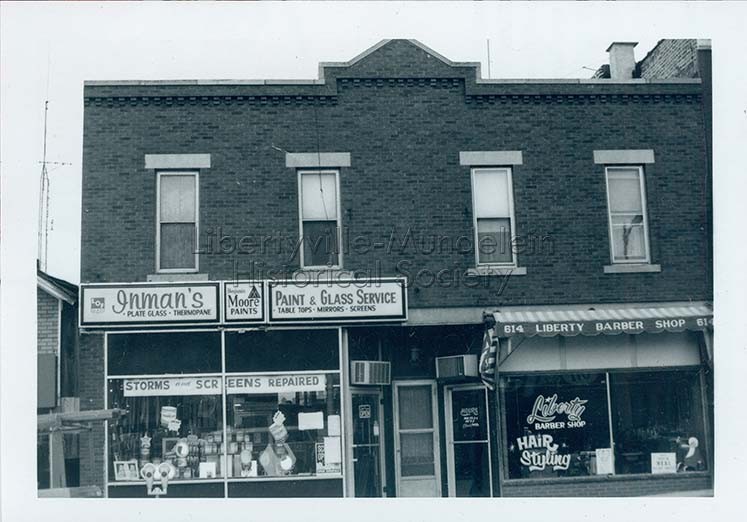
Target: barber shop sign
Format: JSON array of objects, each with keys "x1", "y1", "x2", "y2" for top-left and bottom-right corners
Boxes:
[{"x1": 515, "y1": 393, "x2": 590, "y2": 473}]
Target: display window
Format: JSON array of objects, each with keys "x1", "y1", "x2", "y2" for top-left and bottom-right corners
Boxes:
[
  {"x1": 503, "y1": 373, "x2": 612, "y2": 479},
  {"x1": 108, "y1": 332, "x2": 222, "y2": 375},
  {"x1": 225, "y1": 373, "x2": 342, "y2": 478},
  {"x1": 610, "y1": 370, "x2": 707, "y2": 474},
  {"x1": 225, "y1": 330, "x2": 339, "y2": 373},
  {"x1": 107, "y1": 377, "x2": 225, "y2": 482},
  {"x1": 105, "y1": 329, "x2": 342, "y2": 489},
  {"x1": 502, "y1": 369, "x2": 709, "y2": 481}
]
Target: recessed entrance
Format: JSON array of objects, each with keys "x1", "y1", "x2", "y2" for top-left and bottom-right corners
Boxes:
[
  {"x1": 444, "y1": 384, "x2": 492, "y2": 497},
  {"x1": 393, "y1": 380, "x2": 441, "y2": 497}
]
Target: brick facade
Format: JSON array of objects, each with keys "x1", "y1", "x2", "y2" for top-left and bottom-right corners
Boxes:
[
  {"x1": 81, "y1": 42, "x2": 712, "y2": 309},
  {"x1": 638, "y1": 40, "x2": 699, "y2": 80},
  {"x1": 37, "y1": 290, "x2": 59, "y2": 355},
  {"x1": 78, "y1": 39, "x2": 713, "y2": 496},
  {"x1": 77, "y1": 333, "x2": 106, "y2": 487},
  {"x1": 501, "y1": 472, "x2": 711, "y2": 497}
]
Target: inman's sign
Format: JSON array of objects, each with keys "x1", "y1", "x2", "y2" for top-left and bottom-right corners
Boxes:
[
  {"x1": 80, "y1": 278, "x2": 408, "y2": 328},
  {"x1": 80, "y1": 283, "x2": 220, "y2": 327}
]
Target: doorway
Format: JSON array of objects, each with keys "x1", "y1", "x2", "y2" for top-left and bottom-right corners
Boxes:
[
  {"x1": 444, "y1": 384, "x2": 493, "y2": 497},
  {"x1": 350, "y1": 388, "x2": 386, "y2": 497},
  {"x1": 393, "y1": 380, "x2": 441, "y2": 497}
]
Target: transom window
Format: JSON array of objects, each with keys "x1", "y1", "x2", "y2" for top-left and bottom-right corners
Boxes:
[
  {"x1": 605, "y1": 166, "x2": 650, "y2": 263},
  {"x1": 298, "y1": 170, "x2": 341, "y2": 268},
  {"x1": 157, "y1": 171, "x2": 198, "y2": 272},
  {"x1": 471, "y1": 168, "x2": 516, "y2": 266}
]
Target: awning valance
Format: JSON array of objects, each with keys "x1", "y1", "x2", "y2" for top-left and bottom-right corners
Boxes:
[{"x1": 489, "y1": 303, "x2": 713, "y2": 338}]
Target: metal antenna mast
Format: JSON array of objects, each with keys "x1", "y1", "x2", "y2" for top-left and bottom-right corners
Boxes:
[
  {"x1": 38, "y1": 101, "x2": 50, "y2": 271},
  {"x1": 37, "y1": 100, "x2": 71, "y2": 272}
]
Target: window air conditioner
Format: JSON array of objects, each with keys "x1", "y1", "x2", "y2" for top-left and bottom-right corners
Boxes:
[
  {"x1": 436, "y1": 355, "x2": 478, "y2": 380},
  {"x1": 350, "y1": 361, "x2": 391, "y2": 385}
]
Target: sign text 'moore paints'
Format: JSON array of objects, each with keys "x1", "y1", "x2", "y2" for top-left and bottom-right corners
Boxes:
[{"x1": 223, "y1": 282, "x2": 264, "y2": 323}]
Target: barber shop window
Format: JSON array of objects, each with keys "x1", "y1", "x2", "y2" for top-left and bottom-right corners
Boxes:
[
  {"x1": 471, "y1": 168, "x2": 516, "y2": 266},
  {"x1": 158, "y1": 172, "x2": 198, "y2": 271},
  {"x1": 503, "y1": 373, "x2": 612, "y2": 479},
  {"x1": 610, "y1": 370, "x2": 707, "y2": 474},
  {"x1": 605, "y1": 166, "x2": 650, "y2": 263},
  {"x1": 299, "y1": 170, "x2": 340, "y2": 268}
]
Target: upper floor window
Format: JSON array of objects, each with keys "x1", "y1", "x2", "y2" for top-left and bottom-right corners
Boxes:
[
  {"x1": 471, "y1": 167, "x2": 516, "y2": 266},
  {"x1": 605, "y1": 166, "x2": 650, "y2": 263},
  {"x1": 299, "y1": 170, "x2": 340, "y2": 268},
  {"x1": 157, "y1": 172, "x2": 198, "y2": 272}
]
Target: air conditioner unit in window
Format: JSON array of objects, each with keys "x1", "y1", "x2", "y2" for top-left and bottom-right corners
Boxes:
[
  {"x1": 436, "y1": 355, "x2": 478, "y2": 380},
  {"x1": 350, "y1": 361, "x2": 391, "y2": 385}
]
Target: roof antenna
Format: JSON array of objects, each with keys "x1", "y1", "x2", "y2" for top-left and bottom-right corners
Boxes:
[
  {"x1": 37, "y1": 98, "x2": 72, "y2": 272},
  {"x1": 37, "y1": 101, "x2": 50, "y2": 271}
]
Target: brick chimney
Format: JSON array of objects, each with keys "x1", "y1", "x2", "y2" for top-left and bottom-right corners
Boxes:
[{"x1": 606, "y1": 42, "x2": 638, "y2": 80}]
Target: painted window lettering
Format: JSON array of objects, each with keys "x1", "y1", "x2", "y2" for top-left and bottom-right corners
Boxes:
[
  {"x1": 516, "y1": 434, "x2": 571, "y2": 472},
  {"x1": 527, "y1": 394, "x2": 587, "y2": 425}
]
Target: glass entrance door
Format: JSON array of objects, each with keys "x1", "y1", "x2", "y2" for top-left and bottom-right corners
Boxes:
[
  {"x1": 445, "y1": 385, "x2": 492, "y2": 497},
  {"x1": 351, "y1": 389, "x2": 385, "y2": 497},
  {"x1": 393, "y1": 381, "x2": 441, "y2": 497}
]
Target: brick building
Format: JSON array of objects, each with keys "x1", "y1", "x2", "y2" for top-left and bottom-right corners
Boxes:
[
  {"x1": 37, "y1": 266, "x2": 80, "y2": 490},
  {"x1": 76, "y1": 39, "x2": 713, "y2": 498}
]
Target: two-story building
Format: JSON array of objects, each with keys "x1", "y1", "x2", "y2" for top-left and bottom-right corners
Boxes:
[{"x1": 76, "y1": 38, "x2": 713, "y2": 498}]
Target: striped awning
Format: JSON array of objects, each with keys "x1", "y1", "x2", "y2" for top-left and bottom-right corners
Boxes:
[{"x1": 489, "y1": 303, "x2": 713, "y2": 338}]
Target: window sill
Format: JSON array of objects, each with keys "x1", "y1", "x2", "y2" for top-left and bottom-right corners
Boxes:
[
  {"x1": 466, "y1": 266, "x2": 527, "y2": 277},
  {"x1": 147, "y1": 273, "x2": 209, "y2": 282},
  {"x1": 502, "y1": 470, "x2": 710, "y2": 487},
  {"x1": 603, "y1": 264, "x2": 661, "y2": 274}
]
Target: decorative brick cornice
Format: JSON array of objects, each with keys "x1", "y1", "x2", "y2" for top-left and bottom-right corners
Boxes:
[{"x1": 84, "y1": 95, "x2": 337, "y2": 107}]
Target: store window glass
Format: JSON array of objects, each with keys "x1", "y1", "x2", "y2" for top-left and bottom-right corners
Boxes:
[
  {"x1": 225, "y1": 373, "x2": 342, "y2": 478},
  {"x1": 225, "y1": 329, "x2": 339, "y2": 373},
  {"x1": 158, "y1": 172, "x2": 198, "y2": 271},
  {"x1": 610, "y1": 370, "x2": 707, "y2": 475},
  {"x1": 108, "y1": 332, "x2": 222, "y2": 376},
  {"x1": 503, "y1": 373, "x2": 611, "y2": 479},
  {"x1": 108, "y1": 378, "x2": 224, "y2": 483},
  {"x1": 299, "y1": 170, "x2": 340, "y2": 268}
]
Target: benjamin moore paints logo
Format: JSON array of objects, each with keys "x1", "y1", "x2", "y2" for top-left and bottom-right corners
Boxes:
[{"x1": 90, "y1": 297, "x2": 105, "y2": 313}]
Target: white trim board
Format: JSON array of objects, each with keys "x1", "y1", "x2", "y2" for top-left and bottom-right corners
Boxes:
[
  {"x1": 594, "y1": 149, "x2": 655, "y2": 164},
  {"x1": 145, "y1": 154, "x2": 211, "y2": 169},
  {"x1": 286, "y1": 152, "x2": 351, "y2": 168},
  {"x1": 460, "y1": 151, "x2": 523, "y2": 166}
]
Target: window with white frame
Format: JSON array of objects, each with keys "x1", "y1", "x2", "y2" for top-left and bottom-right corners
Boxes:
[
  {"x1": 605, "y1": 166, "x2": 650, "y2": 263},
  {"x1": 299, "y1": 170, "x2": 340, "y2": 268},
  {"x1": 471, "y1": 168, "x2": 516, "y2": 265},
  {"x1": 158, "y1": 172, "x2": 198, "y2": 271}
]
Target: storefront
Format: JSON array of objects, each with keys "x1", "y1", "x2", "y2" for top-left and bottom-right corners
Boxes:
[
  {"x1": 486, "y1": 303, "x2": 714, "y2": 497},
  {"x1": 80, "y1": 278, "x2": 712, "y2": 498},
  {"x1": 80, "y1": 278, "x2": 419, "y2": 498}
]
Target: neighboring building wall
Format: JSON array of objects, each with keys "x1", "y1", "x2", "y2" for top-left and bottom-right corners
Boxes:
[
  {"x1": 37, "y1": 290, "x2": 59, "y2": 354},
  {"x1": 638, "y1": 39, "x2": 699, "y2": 79}
]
